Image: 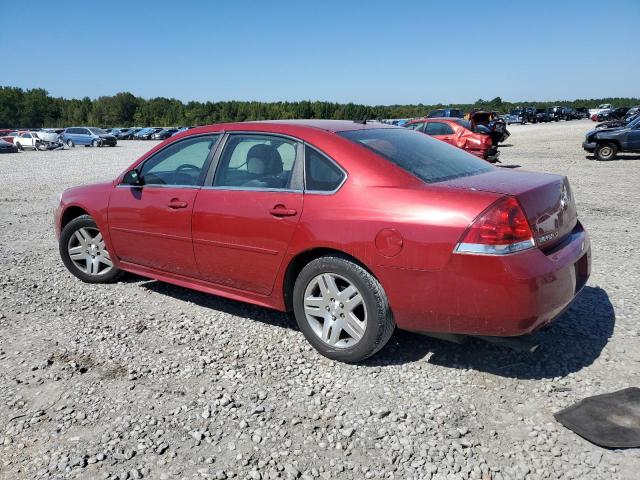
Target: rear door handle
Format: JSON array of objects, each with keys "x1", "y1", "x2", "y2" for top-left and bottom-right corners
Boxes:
[
  {"x1": 269, "y1": 205, "x2": 297, "y2": 217},
  {"x1": 168, "y1": 199, "x2": 188, "y2": 209}
]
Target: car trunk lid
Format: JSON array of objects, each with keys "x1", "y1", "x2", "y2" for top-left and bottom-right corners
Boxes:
[{"x1": 441, "y1": 169, "x2": 578, "y2": 251}]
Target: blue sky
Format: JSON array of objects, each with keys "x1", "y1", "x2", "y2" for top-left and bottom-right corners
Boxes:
[{"x1": 1, "y1": 0, "x2": 638, "y2": 104}]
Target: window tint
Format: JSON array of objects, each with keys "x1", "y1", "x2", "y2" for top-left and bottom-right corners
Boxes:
[
  {"x1": 305, "y1": 146, "x2": 345, "y2": 192},
  {"x1": 140, "y1": 134, "x2": 219, "y2": 186},
  {"x1": 428, "y1": 110, "x2": 444, "y2": 118},
  {"x1": 425, "y1": 122, "x2": 454, "y2": 136},
  {"x1": 338, "y1": 128, "x2": 492, "y2": 184},
  {"x1": 214, "y1": 135, "x2": 297, "y2": 190},
  {"x1": 23, "y1": 133, "x2": 32, "y2": 138}
]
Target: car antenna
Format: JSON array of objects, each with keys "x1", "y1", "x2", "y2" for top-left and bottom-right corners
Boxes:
[{"x1": 353, "y1": 115, "x2": 368, "y2": 125}]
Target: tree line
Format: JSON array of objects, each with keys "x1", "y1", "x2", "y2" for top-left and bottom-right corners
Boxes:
[{"x1": 1, "y1": 86, "x2": 638, "y2": 129}]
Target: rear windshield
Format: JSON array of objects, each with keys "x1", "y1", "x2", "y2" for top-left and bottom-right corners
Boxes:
[{"x1": 338, "y1": 128, "x2": 493, "y2": 184}]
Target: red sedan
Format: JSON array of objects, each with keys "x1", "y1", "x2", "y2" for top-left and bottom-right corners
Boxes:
[
  {"x1": 405, "y1": 117, "x2": 500, "y2": 162},
  {"x1": 54, "y1": 120, "x2": 590, "y2": 362}
]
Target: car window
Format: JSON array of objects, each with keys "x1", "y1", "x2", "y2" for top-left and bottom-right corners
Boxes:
[
  {"x1": 305, "y1": 146, "x2": 345, "y2": 192},
  {"x1": 23, "y1": 133, "x2": 32, "y2": 139},
  {"x1": 214, "y1": 134, "x2": 298, "y2": 190},
  {"x1": 405, "y1": 122, "x2": 425, "y2": 131},
  {"x1": 425, "y1": 122, "x2": 454, "y2": 136},
  {"x1": 338, "y1": 127, "x2": 492, "y2": 184},
  {"x1": 139, "y1": 134, "x2": 219, "y2": 186},
  {"x1": 428, "y1": 110, "x2": 444, "y2": 118}
]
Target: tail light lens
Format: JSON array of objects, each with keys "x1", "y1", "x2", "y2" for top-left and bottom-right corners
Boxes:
[{"x1": 455, "y1": 196, "x2": 535, "y2": 255}]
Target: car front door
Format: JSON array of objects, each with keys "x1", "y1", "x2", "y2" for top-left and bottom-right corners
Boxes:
[
  {"x1": 191, "y1": 133, "x2": 304, "y2": 295},
  {"x1": 107, "y1": 134, "x2": 220, "y2": 277},
  {"x1": 628, "y1": 122, "x2": 640, "y2": 151}
]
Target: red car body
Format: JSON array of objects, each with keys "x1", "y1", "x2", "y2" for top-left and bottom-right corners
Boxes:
[
  {"x1": 55, "y1": 120, "x2": 590, "y2": 339},
  {"x1": 405, "y1": 117, "x2": 499, "y2": 162}
]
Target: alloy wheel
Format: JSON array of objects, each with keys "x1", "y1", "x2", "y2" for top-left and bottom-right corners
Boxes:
[
  {"x1": 303, "y1": 273, "x2": 367, "y2": 348},
  {"x1": 67, "y1": 227, "x2": 113, "y2": 276}
]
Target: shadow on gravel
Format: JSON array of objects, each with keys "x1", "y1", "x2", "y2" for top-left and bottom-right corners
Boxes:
[
  {"x1": 367, "y1": 286, "x2": 615, "y2": 379},
  {"x1": 585, "y1": 155, "x2": 640, "y2": 161},
  {"x1": 138, "y1": 279, "x2": 614, "y2": 379},
  {"x1": 141, "y1": 280, "x2": 297, "y2": 330}
]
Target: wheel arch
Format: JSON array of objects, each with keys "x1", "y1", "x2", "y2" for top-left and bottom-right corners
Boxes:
[
  {"x1": 596, "y1": 137, "x2": 621, "y2": 149},
  {"x1": 61, "y1": 205, "x2": 90, "y2": 230},
  {"x1": 282, "y1": 247, "x2": 376, "y2": 312}
]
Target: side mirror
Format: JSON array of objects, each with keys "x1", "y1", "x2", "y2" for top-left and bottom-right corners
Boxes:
[{"x1": 122, "y1": 169, "x2": 143, "y2": 186}]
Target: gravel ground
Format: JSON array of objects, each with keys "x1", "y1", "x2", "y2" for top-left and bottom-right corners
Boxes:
[{"x1": 1, "y1": 120, "x2": 639, "y2": 480}]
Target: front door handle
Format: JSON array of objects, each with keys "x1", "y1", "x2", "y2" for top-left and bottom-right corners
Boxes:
[
  {"x1": 168, "y1": 199, "x2": 188, "y2": 209},
  {"x1": 269, "y1": 205, "x2": 297, "y2": 217}
]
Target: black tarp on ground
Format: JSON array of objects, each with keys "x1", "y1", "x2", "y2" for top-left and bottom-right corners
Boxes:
[{"x1": 554, "y1": 387, "x2": 640, "y2": 448}]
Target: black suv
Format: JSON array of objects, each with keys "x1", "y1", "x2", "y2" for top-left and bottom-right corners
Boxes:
[{"x1": 583, "y1": 115, "x2": 640, "y2": 160}]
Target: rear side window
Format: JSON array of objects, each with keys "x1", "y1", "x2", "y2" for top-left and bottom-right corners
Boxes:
[
  {"x1": 338, "y1": 128, "x2": 492, "y2": 184},
  {"x1": 425, "y1": 122, "x2": 454, "y2": 135},
  {"x1": 305, "y1": 146, "x2": 345, "y2": 192},
  {"x1": 405, "y1": 122, "x2": 425, "y2": 131}
]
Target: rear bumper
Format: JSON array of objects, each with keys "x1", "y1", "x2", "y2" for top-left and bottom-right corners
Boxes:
[{"x1": 376, "y1": 222, "x2": 591, "y2": 337}]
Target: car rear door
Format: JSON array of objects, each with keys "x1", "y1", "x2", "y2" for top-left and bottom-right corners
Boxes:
[
  {"x1": 425, "y1": 122, "x2": 456, "y2": 146},
  {"x1": 191, "y1": 133, "x2": 303, "y2": 295},
  {"x1": 107, "y1": 134, "x2": 220, "y2": 277}
]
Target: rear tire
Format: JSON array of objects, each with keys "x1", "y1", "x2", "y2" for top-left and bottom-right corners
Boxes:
[
  {"x1": 293, "y1": 256, "x2": 395, "y2": 363},
  {"x1": 595, "y1": 142, "x2": 618, "y2": 161},
  {"x1": 59, "y1": 215, "x2": 123, "y2": 283},
  {"x1": 15, "y1": 142, "x2": 23, "y2": 151},
  {"x1": 91, "y1": 139, "x2": 100, "y2": 147}
]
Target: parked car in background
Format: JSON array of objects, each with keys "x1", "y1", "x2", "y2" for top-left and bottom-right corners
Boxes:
[
  {"x1": 134, "y1": 127, "x2": 163, "y2": 140},
  {"x1": 588, "y1": 103, "x2": 613, "y2": 118},
  {"x1": 37, "y1": 129, "x2": 65, "y2": 150},
  {"x1": 546, "y1": 106, "x2": 564, "y2": 122},
  {"x1": 583, "y1": 115, "x2": 640, "y2": 160},
  {"x1": 467, "y1": 110, "x2": 510, "y2": 145},
  {"x1": 593, "y1": 107, "x2": 629, "y2": 122},
  {"x1": 12, "y1": 131, "x2": 46, "y2": 151},
  {"x1": 574, "y1": 107, "x2": 590, "y2": 119},
  {"x1": 535, "y1": 108, "x2": 552, "y2": 122},
  {"x1": 62, "y1": 127, "x2": 117, "y2": 147},
  {"x1": 562, "y1": 107, "x2": 577, "y2": 120},
  {"x1": 0, "y1": 139, "x2": 19, "y2": 153},
  {"x1": 0, "y1": 131, "x2": 19, "y2": 143},
  {"x1": 117, "y1": 128, "x2": 142, "y2": 140},
  {"x1": 151, "y1": 128, "x2": 179, "y2": 140},
  {"x1": 54, "y1": 120, "x2": 590, "y2": 362},
  {"x1": 172, "y1": 126, "x2": 194, "y2": 136},
  {"x1": 596, "y1": 111, "x2": 640, "y2": 130},
  {"x1": 427, "y1": 108, "x2": 464, "y2": 119},
  {"x1": 405, "y1": 118, "x2": 500, "y2": 162}
]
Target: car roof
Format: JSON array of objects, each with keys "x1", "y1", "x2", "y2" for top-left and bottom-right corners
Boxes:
[{"x1": 243, "y1": 119, "x2": 395, "y2": 133}]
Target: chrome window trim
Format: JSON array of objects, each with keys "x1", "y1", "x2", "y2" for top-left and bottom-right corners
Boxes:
[
  {"x1": 208, "y1": 132, "x2": 303, "y2": 192},
  {"x1": 302, "y1": 143, "x2": 348, "y2": 195},
  {"x1": 116, "y1": 184, "x2": 201, "y2": 190},
  {"x1": 200, "y1": 186, "x2": 302, "y2": 193}
]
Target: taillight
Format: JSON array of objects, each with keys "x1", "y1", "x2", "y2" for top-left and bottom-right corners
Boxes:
[{"x1": 455, "y1": 196, "x2": 535, "y2": 255}]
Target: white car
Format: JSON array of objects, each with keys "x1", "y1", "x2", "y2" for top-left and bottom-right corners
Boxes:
[
  {"x1": 588, "y1": 103, "x2": 613, "y2": 118},
  {"x1": 13, "y1": 131, "x2": 45, "y2": 151}
]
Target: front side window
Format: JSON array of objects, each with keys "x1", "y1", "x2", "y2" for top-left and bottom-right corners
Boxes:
[
  {"x1": 338, "y1": 127, "x2": 493, "y2": 184},
  {"x1": 425, "y1": 122, "x2": 454, "y2": 136},
  {"x1": 305, "y1": 146, "x2": 345, "y2": 192},
  {"x1": 214, "y1": 134, "x2": 298, "y2": 190},
  {"x1": 139, "y1": 134, "x2": 219, "y2": 186}
]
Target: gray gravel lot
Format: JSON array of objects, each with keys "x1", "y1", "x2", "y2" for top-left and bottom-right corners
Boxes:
[{"x1": 1, "y1": 120, "x2": 639, "y2": 480}]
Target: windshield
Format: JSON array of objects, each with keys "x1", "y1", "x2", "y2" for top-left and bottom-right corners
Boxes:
[
  {"x1": 89, "y1": 128, "x2": 107, "y2": 135},
  {"x1": 627, "y1": 116, "x2": 640, "y2": 129},
  {"x1": 338, "y1": 128, "x2": 493, "y2": 184}
]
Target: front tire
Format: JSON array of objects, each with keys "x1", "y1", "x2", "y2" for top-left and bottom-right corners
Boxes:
[
  {"x1": 66, "y1": 139, "x2": 74, "y2": 148},
  {"x1": 293, "y1": 256, "x2": 395, "y2": 363},
  {"x1": 59, "y1": 215, "x2": 123, "y2": 283},
  {"x1": 15, "y1": 142, "x2": 23, "y2": 151},
  {"x1": 595, "y1": 142, "x2": 618, "y2": 161}
]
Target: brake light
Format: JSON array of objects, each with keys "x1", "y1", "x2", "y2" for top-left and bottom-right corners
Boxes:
[{"x1": 455, "y1": 197, "x2": 535, "y2": 255}]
